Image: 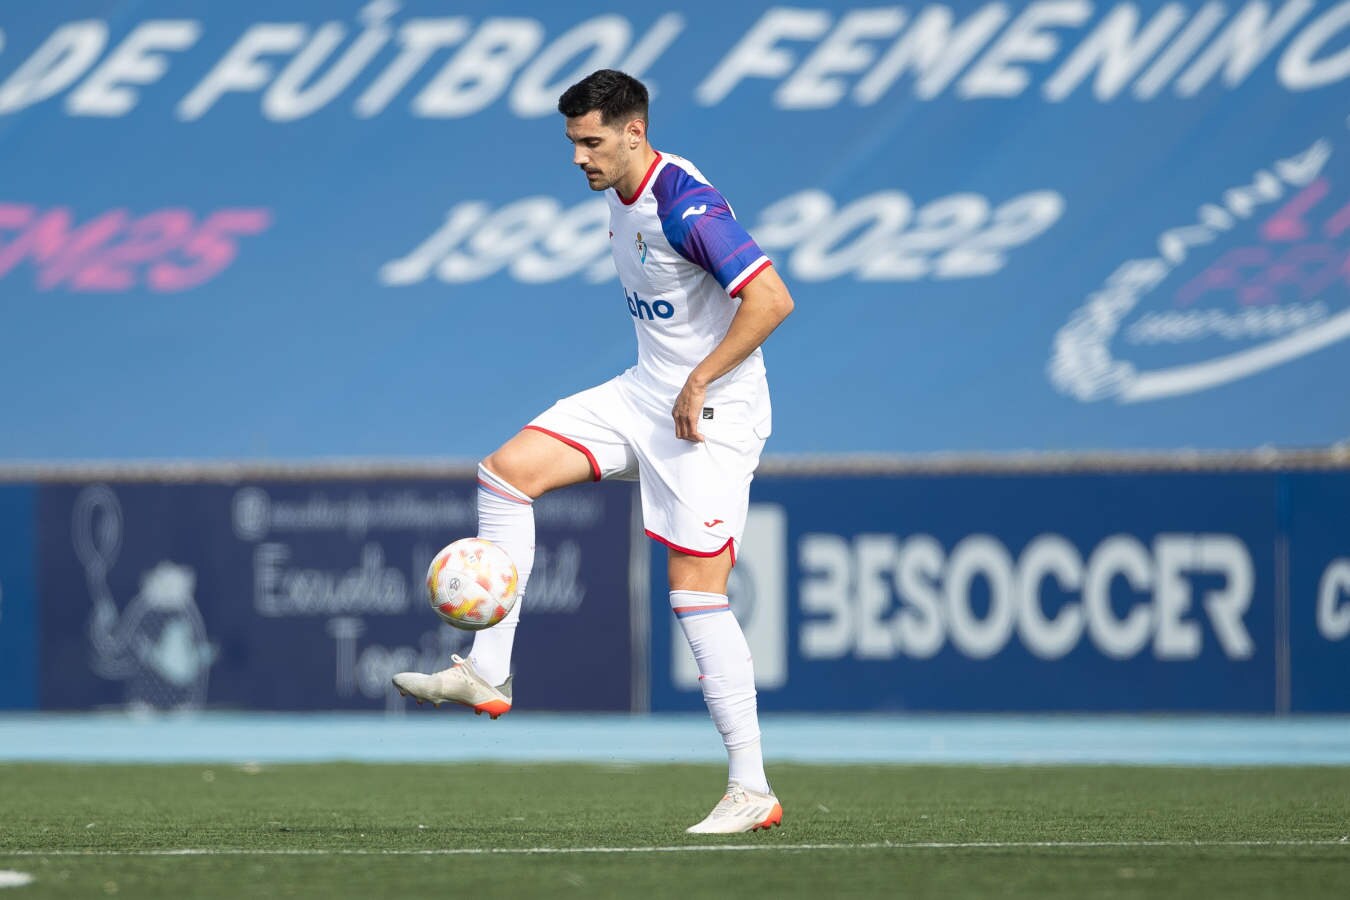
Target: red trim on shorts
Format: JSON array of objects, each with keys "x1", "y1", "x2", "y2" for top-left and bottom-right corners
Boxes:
[
  {"x1": 729, "y1": 259, "x2": 773, "y2": 298},
  {"x1": 645, "y1": 529, "x2": 736, "y2": 566},
  {"x1": 523, "y1": 425, "x2": 601, "y2": 481},
  {"x1": 618, "y1": 152, "x2": 663, "y2": 205}
]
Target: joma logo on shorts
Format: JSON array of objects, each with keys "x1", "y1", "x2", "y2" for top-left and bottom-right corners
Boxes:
[{"x1": 625, "y1": 289, "x2": 674, "y2": 320}]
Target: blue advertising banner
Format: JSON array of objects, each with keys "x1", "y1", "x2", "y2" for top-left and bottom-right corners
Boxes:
[
  {"x1": 1285, "y1": 470, "x2": 1350, "y2": 712},
  {"x1": 2, "y1": 2, "x2": 1349, "y2": 461},
  {"x1": 36, "y1": 479, "x2": 635, "y2": 711},
  {"x1": 0, "y1": 485, "x2": 37, "y2": 709},
  {"x1": 651, "y1": 472, "x2": 1283, "y2": 712}
]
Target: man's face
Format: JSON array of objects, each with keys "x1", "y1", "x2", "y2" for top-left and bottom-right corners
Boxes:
[{"x1": 565, "y1": 110, "x2": 636, "y2": 192}]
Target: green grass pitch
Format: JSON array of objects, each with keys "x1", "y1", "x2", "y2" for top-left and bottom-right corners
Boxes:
[{"x1": 1, "y1": 763, "x2": 1348, "y2": 898}]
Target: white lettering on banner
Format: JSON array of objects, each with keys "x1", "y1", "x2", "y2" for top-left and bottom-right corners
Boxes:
[
  {"x1": 1126, "y1": 302, "x2": 1329, "y2": 344},
  {"x1": 700, "y1": 1, "x2": 1350, "y2": 106},
  {"x1": 961, "y1": 0, "x2": 1094, "y2": 98},
  {"x1": 854, "y1": 6, "x2": 1009, "y2": 103},
  {"x1": 798, "y1": 532, "x2": 1256, "y2": 662},
  {"x1": 1043, "y1": 4, "x2": 1189, "y2": 102},
  {"x1": 264, "y1": 1, "x2": 396, "y2": 122},
  {"x1": 254, "y1": 542, "x2": 408, "y2": 617},
  {"x1": 177, "y1": 23, "x2": 308, "y2": 121},
  {"x1": 1173, "y1": 0, "x2": 1314, "y2": 97},
  {"x1": 412, "y1": 18, "x2": 544, "y2": 117},
  {"x1": 66, "y1": 21, "x2": 200, "y2": 116},
  {"x1": 696, "y1": 8, "x2": 832, "y2": 107},
  {"x1": 380, "y1": 187, "x2": 1064, "y2": 286},
  {"x1": 1281, "y1": 2, "x2": 1350, "y2": 89},
  {"x1": 1317, "y1": 559, "x2": 1350, "y2": 640},
  {"x1": 520, "y1": 541, "x2": 586, "y2": 613},
  {"x1": 778, "y1": 8, "x2": 908, "y2": 108},
  {"x1": 353, "y1": 17, "x2": 470, "y2": 117},
  {"x1": 512, "y1": 15, "x2": 664, "y2": 117},
  {"x1": 1, "y1": 4, "x2": 1348, "y2": 120},
  {"x1": 1048, "y1": 136, "x2": 1334, "y2": 403},
  {"x1": 0, "y1": 20, "x2": 107, "y2": 114}
]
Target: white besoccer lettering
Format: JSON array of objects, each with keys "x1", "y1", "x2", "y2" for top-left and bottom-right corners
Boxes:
[
  {"x1": 1317, "y1": 559, "x2": 1350, "y2": 641},
  {"x1": 894, "y1": 535, "x2": 945, "y2": 658},
  {"x1": 1016, "y1": 535, "x2": 1085, "y2": 660},
  {"x1": 944, "y1": 535, "x2": 1018, "y2": 659},
  {"x1": 1082, "y1": 535, "x2": 1155, "y2": 659},
  {"x1": 795, "y1": 531, "x2": 1256, "y2": 662},
  {"x1": 854, "y1": 534, "x2": 901, "y2": 659},
  {"x1": 1198, "y1": 534, "x2": 1255, "y2": 659},
  {"x1": 66, "y1": 20, "x2": 200, "y2": 116},
  {"x1": 1153, "y1": 535, "x2": 1204, "y2": 660},
  {"x1": 0, "y1": 20, "x2": 108, "y2": 114},
  {"x1": 799, "y1": 533, "x2": 854, "y2": 660}
]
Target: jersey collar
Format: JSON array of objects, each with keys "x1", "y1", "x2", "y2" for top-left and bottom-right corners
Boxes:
[{"x1": 616, "y1": 151, "x2": 663, "y2": 206}]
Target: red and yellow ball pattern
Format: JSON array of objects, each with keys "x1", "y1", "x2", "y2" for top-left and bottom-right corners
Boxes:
[{"x1": 425, "y1": 537, "x2": 519, "y2": 631}]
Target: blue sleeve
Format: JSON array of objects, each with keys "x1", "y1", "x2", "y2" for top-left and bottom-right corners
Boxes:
[{"x1": 653, "y1": 165, "x2": 769, "y2": 296}]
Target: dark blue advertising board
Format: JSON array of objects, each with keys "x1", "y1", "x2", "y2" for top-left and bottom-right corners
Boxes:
[
  {"x1": 0, "y1": 485, "x2": 37, "y2": 709},
  {"x1": 651, "y1": 472, "x2": 1286, "y2": 712},
  {"x1": 1285, "y1": 471, "x2": 1350, "y2": 712},
  {"x1": 36, "y1": 479, "x2": 636, "y2": 711}
]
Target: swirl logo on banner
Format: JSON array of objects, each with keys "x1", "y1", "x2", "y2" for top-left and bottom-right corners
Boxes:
[{"x1": 1, "y1": 1, "x2": 1347, "y2": 458}]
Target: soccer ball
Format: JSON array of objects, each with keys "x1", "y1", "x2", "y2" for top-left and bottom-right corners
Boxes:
[{"x1": 425, "y1": 537, "x2": 519, "y2": 631}]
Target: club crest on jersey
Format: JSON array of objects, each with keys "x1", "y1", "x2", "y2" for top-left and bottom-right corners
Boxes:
[{"x1": 635, "y1": 232, "x2": 648, "y2": 265}]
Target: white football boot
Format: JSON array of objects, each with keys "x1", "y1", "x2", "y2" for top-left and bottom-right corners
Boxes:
[
  {"x1": 685, "y1": 782, "x2": 783, "y2": 834},
  {"x1": 392, "y1": 654, "x2": 513, "y2": 719}
]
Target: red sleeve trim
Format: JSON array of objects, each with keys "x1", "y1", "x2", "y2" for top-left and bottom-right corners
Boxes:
[
  {"x1": 523, "y1": 425, "x2": 601, "y2": 481},
  {"x1": 644, "y1": 529, "x2": 736, "y2": 566},
  {"x1": 729, "y1": 259, "x2": 773, "y2": 298},
  {"x1": 618, "y1": 151, "x2": 663, "y2": 205}
]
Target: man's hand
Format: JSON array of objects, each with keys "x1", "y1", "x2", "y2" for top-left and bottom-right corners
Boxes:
[
  {"x1": 671, "y1": 265, "x2": 794, "y2": 442},
  {"x1": 672, "y1": 376, "x2": 708, "y2": 442}
]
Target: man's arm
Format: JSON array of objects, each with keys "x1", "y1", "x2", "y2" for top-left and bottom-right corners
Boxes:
[{"x1": 672, "y1": 266, "x2": 795, "y2": 442}]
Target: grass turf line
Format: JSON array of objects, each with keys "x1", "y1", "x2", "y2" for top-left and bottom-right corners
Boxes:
[{"x1": 1, "y1": 763, "x2": 1347, "y2": 899}]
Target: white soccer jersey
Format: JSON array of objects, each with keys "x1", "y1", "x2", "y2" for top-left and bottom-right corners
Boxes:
[{"x1": 606, "y1": 152, "x2": 774, "y2": 428}]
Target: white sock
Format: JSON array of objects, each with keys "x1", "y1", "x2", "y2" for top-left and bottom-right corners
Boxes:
[
  {"x1": 671, "y1": 589, "x2": 769, "y2": 794},
  {"x1": 468, "y1": 463, "x2": 534, "y2": 687}
]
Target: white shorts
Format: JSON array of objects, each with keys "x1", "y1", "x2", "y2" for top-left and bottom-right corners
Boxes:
[{"x1": 527, "y1": 370, "x2": 768, "y2": 562}]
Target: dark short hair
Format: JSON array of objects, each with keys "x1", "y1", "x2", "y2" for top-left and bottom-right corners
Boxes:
[{"x1": 557, "y1": 69, "x2": 649, "y2": 126}]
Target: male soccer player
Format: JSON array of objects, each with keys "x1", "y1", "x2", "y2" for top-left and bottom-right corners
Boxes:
[{"x1": 393, "y1": 69, "x2": 794, "y2": 834}]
